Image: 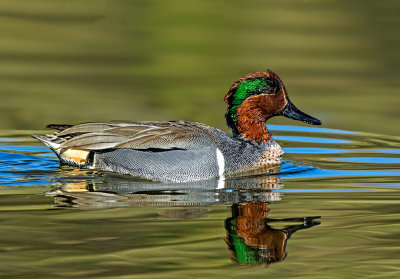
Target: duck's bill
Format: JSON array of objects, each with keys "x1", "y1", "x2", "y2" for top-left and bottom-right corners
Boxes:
[{"x1": 280, "y1": 102, "x2": 322, "y2": 125}]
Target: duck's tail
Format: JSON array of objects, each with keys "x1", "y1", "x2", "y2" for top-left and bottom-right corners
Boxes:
[
  {"x1": 32, "y1": 123, "x2": 72, "y2": 153},
  {"x1": 31, "y1": 134, "x2": 62, "y2": 154},
  {"x1": 32, "y1": 134, "x2": 90, "y2": 167}
]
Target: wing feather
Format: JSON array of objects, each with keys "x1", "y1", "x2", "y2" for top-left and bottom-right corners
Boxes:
[{"x1": 46, "y1": 121, "x2": 213, "y2": 152}]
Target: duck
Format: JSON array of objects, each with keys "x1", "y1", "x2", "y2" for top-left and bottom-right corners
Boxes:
[{"x1": 33, "y1": 70, "x2": 321, "y2": 182}]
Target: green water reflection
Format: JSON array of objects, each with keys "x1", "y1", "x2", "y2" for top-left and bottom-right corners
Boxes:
[
  {"x1": 0, "y1": 0, "x2": 399, "y2": 136},
  {"x1": 0, "y1": 182, "x2": 398, "y2": 278}
]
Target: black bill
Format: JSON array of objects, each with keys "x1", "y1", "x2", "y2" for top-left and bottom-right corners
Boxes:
[{"x1": 279, "y1": 101, "x2": 322, "y2": 125}]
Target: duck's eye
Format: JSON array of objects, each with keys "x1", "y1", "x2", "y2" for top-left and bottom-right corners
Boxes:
[{"x1": 266, "y1": 78, "x2": 280, "y2": 93}]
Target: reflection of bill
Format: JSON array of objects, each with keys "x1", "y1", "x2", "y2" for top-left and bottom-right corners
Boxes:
[{"x1": 225, "y1": 202, "x2": 320, "y2": 265}]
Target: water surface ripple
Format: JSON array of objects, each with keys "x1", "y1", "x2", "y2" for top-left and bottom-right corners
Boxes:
[{"x1": 0, "y1": 125, "x2": 399, "y2": 278}]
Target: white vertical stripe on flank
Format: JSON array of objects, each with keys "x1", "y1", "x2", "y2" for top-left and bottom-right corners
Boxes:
[
  {"x1": 216, "y1": 148, "x2": 225, "y2": 176},
  {"x1": 216, "y1": 148, "x2": 225, "y2": 189}
]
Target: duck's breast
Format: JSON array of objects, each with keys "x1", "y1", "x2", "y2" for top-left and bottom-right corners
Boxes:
[{"x1": 214, "y1": 135, "x2": 284, "y2": 175}]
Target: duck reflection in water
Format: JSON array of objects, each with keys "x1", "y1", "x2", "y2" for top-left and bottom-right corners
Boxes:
[
  {"x1": 48, "y1": 165, "x2": 320, "y2": 265},
  {"x1": 225, "y1": 202, "x2": 320, "y2": 265}
]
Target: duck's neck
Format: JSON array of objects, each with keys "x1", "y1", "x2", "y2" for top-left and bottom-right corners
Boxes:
[{"x1": 228, "y1": 101, "x2": 272, "y2": 143}]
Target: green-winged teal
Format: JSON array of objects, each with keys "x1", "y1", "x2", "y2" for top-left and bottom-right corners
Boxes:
[{"x1": 33, "y1": 70, "x2": 321, "y2": 182}]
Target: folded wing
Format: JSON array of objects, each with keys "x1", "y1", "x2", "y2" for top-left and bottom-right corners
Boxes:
[{"x1": 41, "y1": 121, "x2": 214, "y2": 153}]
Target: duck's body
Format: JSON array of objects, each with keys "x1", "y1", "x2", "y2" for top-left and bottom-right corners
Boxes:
[
  {"x1": 33, "y1": 70, "x2": 321, "y2": 182},
  {"x1": 33, "y1": 121, "x2": 283, "y2": 182}
]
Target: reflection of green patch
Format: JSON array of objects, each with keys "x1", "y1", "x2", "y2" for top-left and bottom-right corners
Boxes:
[
  {"x1": 229, "y1": 219, "x2": 261, "y2": 265},
  {"x1": 231, "y1": 234, "x2": 260, "y2": 264},
  {"x1": 229, "y1": 78, "x2": 269, "y2": 123}
]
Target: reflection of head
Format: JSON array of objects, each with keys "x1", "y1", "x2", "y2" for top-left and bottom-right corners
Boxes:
[{"x1": 225, "y1": 202, "x2": 287, "y2": 265}]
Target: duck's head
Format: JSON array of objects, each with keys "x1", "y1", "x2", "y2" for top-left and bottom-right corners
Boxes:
[{"x1": 225, "y1": 70, "x2": 321, "y2": 142}]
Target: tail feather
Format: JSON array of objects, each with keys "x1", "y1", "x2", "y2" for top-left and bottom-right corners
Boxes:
[
  {"x1": 32, "y1": 134, "x2": 89, "y2": 167},
  {"x1": 32, "y1": 134, "x2": 61, "y2": 153}
]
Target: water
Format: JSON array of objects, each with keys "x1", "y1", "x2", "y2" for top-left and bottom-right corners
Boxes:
[
  {"x1": 1, "y1": 0, "x2": 400, "y2": 278},
  {"x1": 0, "y1": 125, "x2": 399, "y2": 278}
]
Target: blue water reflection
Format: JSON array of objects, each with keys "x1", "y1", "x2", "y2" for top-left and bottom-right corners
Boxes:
[
  {"x1": 284, "y1": 148, "x2": 350, "y2": 154},
  {"x1": 285, "y1": 148, "x2": 400, "y2": 154},
  {"x1": 0, "y1": 145, "x2": 50, "y2": 152},
  {"x1": 275, "y1": 136, "x2": 351, "y2": 144},
  {"x1": 280, "y1": 162, "x2": 400, "y2": 179},
  {"x1": 336, "y1": 157, "x2": 400, "y2": 164},
  {"x1": 269, "y1": 125, "x2": 357, "y2": 134}
]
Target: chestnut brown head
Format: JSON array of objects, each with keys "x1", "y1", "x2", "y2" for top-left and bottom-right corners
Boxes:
[{"x1": 225, "y1": 70, "x2": 321, "y2": 139}]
